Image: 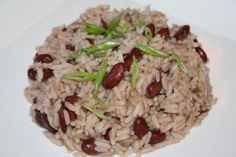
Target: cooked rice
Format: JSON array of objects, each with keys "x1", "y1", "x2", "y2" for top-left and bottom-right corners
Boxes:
[{"x1": 24, "y1": 5, "x2": 216, "y2": 156}]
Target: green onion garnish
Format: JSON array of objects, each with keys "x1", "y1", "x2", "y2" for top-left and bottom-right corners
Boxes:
[
  {"x1": 71, "y1": 50, "x2": 83, "y2": 58},
  {"x1": 84, "y1": 23, "x2": 106, "y2": 35},
  {"x1": 121, "y1": 23, "x2": 129, "y2": 33},
  {"x1": 134, "y1": 44, "x2": 167, "y2": 57},
  {"x1": 108, "y1": 14, "x2": 122, "y2": 31},
  {"x1": 171, "y1": 52, "x2": 189, "y2": 74},
  {"x1": 144, "y1": 27, "x2": 153, "y2": 40},
  {"x1": 93, "y1": 52, "x2": 107, "y2": 58},
  {"x1": 82, "y1": 104, "x2": 109, "y2": 120},
  {"x1": 62, "y1": 71, "x2": 96, "y2": 82},
  {"x1": 93, "y1": 95, "x2": 109, "y2": 108},
  {"x1": 84, "y1": 41, "x2": 121, "y2": 55},
  {"x1": 137, "y1": 21, "x2": 145, "y2": 28},
  {"x1": 94, "y1": 59, "x2": 108, "y2": 94},
  {"x1": 131, "y1": 56, "x2": 139, "y2": 89}
]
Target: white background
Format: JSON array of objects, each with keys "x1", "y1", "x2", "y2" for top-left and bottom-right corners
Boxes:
[{"x1": 0, "y1": 0, "x2": 236, "y2": 157}]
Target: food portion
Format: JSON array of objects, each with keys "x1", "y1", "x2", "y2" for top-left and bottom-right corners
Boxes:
[{"x1": 24, "y1": 5, "x2": 216, "y2": 156}]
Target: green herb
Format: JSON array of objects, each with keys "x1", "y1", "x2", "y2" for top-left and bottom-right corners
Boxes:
[
  {"x1": 104, "y1": 32, "x2": 113, "y2": 40},
  {"x1": 84, "y1": 41, "x2": 121, "y2": 55},
  {"x1": 108, "y1": 14, "x2": 122, "y2": 31},
  {"x1": 93, "y1": 52, "x2": 107, "y2": 58},
  {"x1": 121, "y1": 23, "x2": 129, "y2": 33},
  {"x1": 112, "y1": 29, "x2": 124, "y2": 38},
  {"x1": 82, "y1": 104, "x2": 109, "y2": 120},
  {"x1": 137, "y1": 21, "x2": 145, "y2": 28},
  {"x1": 84, "y1": 23, "x2": 106, "y2": 35},
  {"x1": 94, "y1": 59, "x2": 108, "y2": 94},
  {"x1": 134, "y1": 44, "x2": 167, "y2": 57},
  {"x1": 63, "y1": 71, "x2": 96, "y2": 82},
  {"x1": 171, "y1": 52, "x2": 189, "y2": 74},
  {"x1": 131, "y1": 56, "x2": 139, "y2": 89},
  {"x1": 144, "y1": 27, "x2": 153, "y2": 40},
  {"x1": 71, "y1": 50, "x2": 83, "y2": 58},
  {"x1": 93, "y1": 95, "x2": 109, "y2": 108}
]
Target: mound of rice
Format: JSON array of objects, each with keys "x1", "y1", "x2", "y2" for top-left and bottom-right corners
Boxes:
[{"x1": 24, "y1": 5, "x2": 216, "y2": 157}]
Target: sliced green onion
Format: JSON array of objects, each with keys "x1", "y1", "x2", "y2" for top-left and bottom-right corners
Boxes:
[
  {"x1": 93, "y1": 52, "x2": 107, "y2": 58},
  {"x1": 82, "y1": 104, "x2": 109, "y2": 120},
  {"x1": 137, "y1": 21, "x2": 145, "y2": 28},
  {"x1": 71, "y1": 50, "x2": 83, "y2": 58},
  {"x1": 134, "y1": 44, "x2": 167, "y2": 57},
  {"x1": 84, "y1": 41, "x2": 121, "y2": 55},
  {"x1": 108, "y1": 14, "x2": 122, "y2": 31},
  {"x1": 63, "y1": 71, "x2": 96, "y2": 82},
  {"x1": 131, "y1": 56, "x2": 139, "y2": 89},
  {"x1": 121, "y1": 23, "x2": 129, "y2": 33},
  {"x1": 93, "y1": 95, "x2": 109, "y2": 108},
  {"x1": 84, "y1": 23, "x2": 106, "y2": 35},
  {"x1": 112, "y1": 29, "x2": 124, "y2": 38},
  {"x1": 94, "y1": 59, "x2": 108, "y2": 94},
  {"x1": 144, "y1": 27, "x2": 153, "y2": 40},
  {"x1": 171, "y1": 52, "x2": 189, "y2": 74},
  {"x1": 104, "y1": 31, "x2": 113, "y2": 40}
]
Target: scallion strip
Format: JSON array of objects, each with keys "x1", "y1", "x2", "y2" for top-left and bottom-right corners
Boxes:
[
  {"x1": 131, "y1": 56, "x2": 139, "y2": 89},
  {"x1": 93, "y1": 52, "x2": 107, "y2": 58},
  {"x1": 62, "y1": 71, "x2": 96, "y2": 82},
  {"x1": 82, "y1": 104, "x2": 109, "y2": 120},
  {"x1": 171, "y1": 52, "x2": 189, "y2": 74},
  {"x1": 94, "y1": 59, "x2": 108, "y2": 94},
  {"x1": 84, "y1": 23, "x2": 106, "y2": 35},
  {"x1": 108, "y1": 14, "x2": 122, "y2": 31},
  {"x1": 93, "y1": 95, "x2": 109, "y2": 108},
  {"x1": 134, "y1": 44, "x2": 167, "y2": 57},
  {"x1": 144, "y1": 27, "x2": 153, "y2": 40}
]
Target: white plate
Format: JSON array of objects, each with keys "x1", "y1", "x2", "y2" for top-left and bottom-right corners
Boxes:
[{"x1": 0, "y1": 0, "x2": 236, "y2": 157}]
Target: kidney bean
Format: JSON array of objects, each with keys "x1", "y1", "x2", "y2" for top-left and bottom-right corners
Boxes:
[
  {"x1": 81, "y1": 138, "x2": 98, "y2": 155},
  {"x1": 133, "y1": 117, "x2": 150, "y2": 139},
  {"x1": 28, "y1": 68, "x2": 37, "y2": 81},
  {"x1": 146, "y1": 81, "x2": 162, "y2": 98},
  {"x1": 102, "y1": 62, "x2": 125, "y2": 89},
  {"x1": 58, "y1": 106, "x2": 67, "y2": 133},
  {"x1": 173, "y1": 25, "x2": 190, "y2": 41},
  {"x1": 42, "y1": 68, "x2": 54, "y2": 81},
  {"x1": 147, "y1": 23, "x2": 155, "y2": 36},
  {"x1": 86, "y1": 38, "x2": 95, "y2": 45},
  {"x1": 101, "y1": 18, "x2": 108, "y2": 29},
  {"x1": 34, "y1": 54, "x2": 54, "y2": 63},
  {"x1": 124, "y1": 48, "x2": 143, "y2": 71},
  {"x1": 35, "y1": 110, "x2": 57, "y2": 134},
  {"x1": 149, "y1": 130, "x2": 166, "y2": 145},
  {"x1": 65, "y1": 95, "x2": 80, "y2": 104},
  {"x1": 195, "y1": 47, "x2": 208, "y2": 63},
  {"x1": 157, "y1": 27, "x2": 170, "y2": 40},
  {"x1": 65, "y1": 44, "x2": 75, "y2": 51},
  {"x1": 61, "y1": 101, "x2": 78, "y2": 122},
  {"x1": 104, "y1": 128, "x2": 111, "y2": 140}
]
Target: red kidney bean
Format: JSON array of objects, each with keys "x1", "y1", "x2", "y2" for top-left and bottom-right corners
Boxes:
[
  {"x1": 157, "y1": 27, "x2": 170, "y2": 40},
  {"x1": 133, "y1": 117, "x2": 150, "y2": 139},
  {"x1": 146, "y1": 81, "x2": 162, "y2": 98},
  {"x1": 35, "y1": 54, "x2": 54, "y2": 63},
  {"x1": 28, "y1": 68, "x2": 37, "y2": 81},
  {"x1": 149, "y1": 130, "x2": 166, "y2": 145},
  {"x1": 58, "y1": 106, "x2": 67, "y2": 133},
  {"x1": 195, "y1": 47, "x2": 208, "y2": 63},
  {"x1": 101, "y1": 18, "x2": 108, "y2": 29},
  {"x1": 65, "y1": 95, "x2": 80, "y2": 104},
  {"x1": 35, "y1": 110, "x2": 57, "y2": 134},
  {"x1": 147, "y1": 23, "x2": 155, "y2": 37},
  {"x1": 86, "y1": 38, "x2": 95, "y2": 45},
  {"x1": 104, "y1": 128, "x2": 111, "y2": 141},
  {"x1": 81, "y1": 138, "x2": 98, "y2": 155},
  {"x1": 124, "y1": 48, "x2": 143, "y2": 71},
  {"x1": 65, "y1": 44, "x2": 75, "y2": 51},
  {"x1": 61, "y1": 101, "x2": 78, "y2": 122},
  {"x1": 42, "y1": 68, "x2": 54, "y2": 81},
  {"x1": 102, "y1": 62, "x2": 125, "y2": 89},
  {"x1": 173, "y1": 25, "x2": 190, "y2": 41}
]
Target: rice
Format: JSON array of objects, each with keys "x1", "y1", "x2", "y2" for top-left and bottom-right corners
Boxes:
[{"x1": 24, "y1": 5, "x2": 216, "y2": 156}]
